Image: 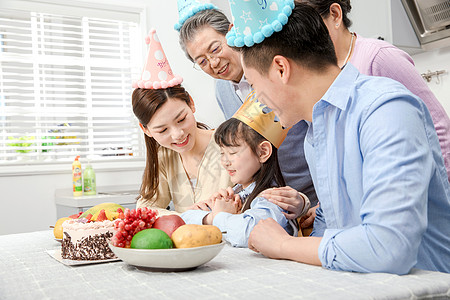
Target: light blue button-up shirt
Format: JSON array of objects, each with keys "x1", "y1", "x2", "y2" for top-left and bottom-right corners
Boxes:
[
  {"x1": 181, "y1": 182, "x2": 294, "y2": 247},
  {"x1": 308, "y1": 63, "x2": 450, "y2": 274}
]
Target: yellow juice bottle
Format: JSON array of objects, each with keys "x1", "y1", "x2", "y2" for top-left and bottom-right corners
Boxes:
[{"x1": 72, "y1": 155, "x2": 83, "y2": 197}]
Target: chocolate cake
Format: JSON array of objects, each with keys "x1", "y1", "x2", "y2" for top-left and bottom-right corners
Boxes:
[{"x1": 61, "y1": 219, "x2": 116, "y2": 260}]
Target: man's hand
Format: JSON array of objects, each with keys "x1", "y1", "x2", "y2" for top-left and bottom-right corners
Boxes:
[
  {"x1": 248, "y1": 218, "x2": 291, "y2": 259},
  {"x1": 249, "y1": 217, "x2": 322, "y2": 266},
  {"x1": 261, "y1": 186, "x2": 305, "y2": 219}
]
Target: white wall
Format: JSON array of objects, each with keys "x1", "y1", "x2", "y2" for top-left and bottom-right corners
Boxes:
[
  {"x1": 146, "y1": 0, "x2": 224, "y2": 128},
  {"x1": 0, "y1": 0, "x2": 224, "y2": 236},
  {"x1": 0, "y1": 169, "x2": 142, "y2": 235},
  {"x1": 411, "y1": 49, "x2": 450, "y2": 115}
]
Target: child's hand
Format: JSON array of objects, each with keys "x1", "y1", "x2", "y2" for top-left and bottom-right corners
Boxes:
[
  {"x1": 202, "y1": 196, "x2": 240, "y2": 225},
  {"x1": 202, "y1": 187, "x2": 241, "y2": 225},
  {"x1": 187, "y1": 198, "x2": 214, "y2": 211},
  {"x1": 209, "y1": 187, "x2": 236, "y2": 202},
  {"x1": 212, "y1": 195, "x2": 241, "y2": 215}
]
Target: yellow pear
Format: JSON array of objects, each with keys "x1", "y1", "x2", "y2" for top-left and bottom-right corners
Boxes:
[{"x1": 53, "y1": 217, "x2": 71, "y2": 239}]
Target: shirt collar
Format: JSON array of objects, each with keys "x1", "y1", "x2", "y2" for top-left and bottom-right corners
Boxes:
[
  {"x1": 231, "y1": 74, "x2": 249, "y2": 91},
  {"x1": 232, "y1": 182, "x2": 256, "y2": 203},
  {"x1": 320, "y1": 63, "x2": 359, "y2": 111}
]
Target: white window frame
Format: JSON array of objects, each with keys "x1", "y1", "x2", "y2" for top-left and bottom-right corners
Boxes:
[{"x1": 0, "y1": 0, "x2": 148, "y2": 176}]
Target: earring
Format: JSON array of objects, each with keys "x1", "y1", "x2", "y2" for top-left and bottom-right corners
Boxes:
[{"x1": 335, "y1": 23, "x2": 339, "y2": 27}]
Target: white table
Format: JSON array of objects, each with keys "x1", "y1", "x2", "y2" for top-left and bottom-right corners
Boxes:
[{"x1": 1, "y1": 230, "x2": 449, "y2": 299}]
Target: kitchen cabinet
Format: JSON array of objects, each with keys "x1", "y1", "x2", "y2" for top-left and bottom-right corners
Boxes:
[
  {"x1": 350, "y1": 0, "x2": 422, "y2": 55},
  {"x1": 54, "y1": 184, "x2": 139, "y2": 218}
]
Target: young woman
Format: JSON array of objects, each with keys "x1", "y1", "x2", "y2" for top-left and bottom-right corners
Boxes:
[
  {"x1": 132, "y1": 85, "x2": 232, "y2": 215},
  {"x1": 182, "y1": 104, "x2": 306, "y2": 247}
]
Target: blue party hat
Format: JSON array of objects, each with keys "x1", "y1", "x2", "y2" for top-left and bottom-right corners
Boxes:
[
  {"x1": 226, "y1": 0, "x2": 295, "y2": 47},
  {"x1": 174, "y1": 0, "x2": 218, "y2": 31}
]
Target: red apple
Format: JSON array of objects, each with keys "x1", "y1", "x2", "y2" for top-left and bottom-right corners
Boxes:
[{"x1": 152, "y1": 215, "x2": 186, "y2": 237}]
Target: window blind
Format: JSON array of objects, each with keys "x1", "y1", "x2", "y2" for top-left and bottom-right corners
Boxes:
[{"x1": 0, "y1": 6, "x2": 144, "y2": 165}]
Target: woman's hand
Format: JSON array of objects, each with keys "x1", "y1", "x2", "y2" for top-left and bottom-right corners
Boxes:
[
  {"x1": 248, "y1": 218, "x2": 291, "y2": 259},
  {"x1": 260, "y1": 186, "x2": 305, "y2": 219},
  {"x1": 300, "y1": 204, "x2": 318, "y2": 228}
]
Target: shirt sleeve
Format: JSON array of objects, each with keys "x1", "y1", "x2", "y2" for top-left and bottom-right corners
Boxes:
[
  {"x1": 181, "y1": 210, "x2": 210, "y2": 225},
  {"x1": 318, "y1": 95, "x2": 431, "y2": 275},
  {"x1": 298, "y1": 192, "x2": 311, "y2": 217},
  {"x1": 213, "y1": 197, "x2": 290, "y2": 248},
  {"x1": 215, "y1": 80, "x2": 227, "y2": 117},
  {"x1": 311, "y1": 204, "x2": 326, "y2": 237},
  {"x1": 368, "y1": 47, "x2": 439, "y2": 110}
]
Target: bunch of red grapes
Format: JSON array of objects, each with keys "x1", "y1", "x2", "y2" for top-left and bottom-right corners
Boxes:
[{"x1": 111, "y1": 207, "x2": 157, "y2": 248}]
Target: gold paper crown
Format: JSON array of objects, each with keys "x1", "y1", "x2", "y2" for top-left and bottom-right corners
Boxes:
[{"x1": 232, "y1": 90, "x2": 290, "y2": 148}]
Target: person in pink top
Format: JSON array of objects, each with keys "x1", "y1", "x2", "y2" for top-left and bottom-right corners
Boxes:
[{"x1": 299, "y1": 0, "x2": 450, "y2": 183}]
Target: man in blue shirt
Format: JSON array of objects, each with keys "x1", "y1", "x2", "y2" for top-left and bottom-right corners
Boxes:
[{"x1": 238, "y1": 3, "x2": 450, "y2": 274}]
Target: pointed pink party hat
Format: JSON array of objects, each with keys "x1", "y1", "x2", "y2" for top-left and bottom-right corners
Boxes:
[{"x1": 132, "y1": 28, "x2": 183, "y2": 89}]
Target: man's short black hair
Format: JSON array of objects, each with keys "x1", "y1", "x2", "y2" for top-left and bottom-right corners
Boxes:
[{"x1": 240, "y1": 2, "x2": 337, "y2": 74}]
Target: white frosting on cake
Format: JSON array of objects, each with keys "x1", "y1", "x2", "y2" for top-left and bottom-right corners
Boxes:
[{"x1": 62, "y1": 219, "x2": 115, "y2": 243}]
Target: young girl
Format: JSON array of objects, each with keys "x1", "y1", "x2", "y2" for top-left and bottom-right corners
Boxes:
[
  {"x1": 131, "y1": 29, "x2": 231, "y2": 215},
  {"x1": 182, "y1": 96, "x2": 305, "y2": 247}
]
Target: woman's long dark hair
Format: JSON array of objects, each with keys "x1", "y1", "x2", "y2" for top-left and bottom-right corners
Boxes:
[
  {"x1": 132, "y1": 85, "x2": 208, "y2": 204},
  {"x1": 214, "y1": 118, "x2": 285, "y2": 211}
]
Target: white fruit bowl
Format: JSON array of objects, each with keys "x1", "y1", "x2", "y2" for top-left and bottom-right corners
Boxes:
[{"x1": 108, "y1": 241, "x2": 226, "y2": 271}]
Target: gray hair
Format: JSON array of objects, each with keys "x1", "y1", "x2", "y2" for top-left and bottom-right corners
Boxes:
[{"x1": 179, "y1": 9, "x2": 230, "y2": 62}]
